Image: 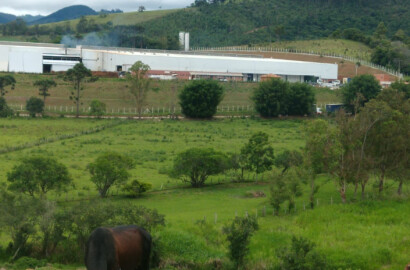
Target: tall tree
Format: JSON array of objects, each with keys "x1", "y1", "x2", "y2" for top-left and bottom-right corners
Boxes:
[
  {"x1": 341, "y1": 74, "x2": 381, "y2": 114},
  {"x1": 171, "y1": 148, "x2": 229, "y2": 187},
  {"x1": 0, "y1": 75, "x2": 16, "y2": 97},
  {"x1": 87, "y1": 152, "x2": 135, "y2": 197},
  {"x1": 126, "y1": 61, "x2": 151, "y2": 119},
  {"x1": 366, "y1": 89, "x2": 408, "y2": 195},
  {"x1": 241, "y1": 132, "x2": 274, "y2": 181},
  {"x1": 34, "y1": 79, "x2": 57, "y2": 103},
  {"x1": 64, "y1": 63, "x2": 94, "y2": 118},
  {"x1": 304, "y1": 120, "x2": 341, "y2": 205},
  {"x1": 7, "y1": 156, "x2": 72, "y2": 198}
]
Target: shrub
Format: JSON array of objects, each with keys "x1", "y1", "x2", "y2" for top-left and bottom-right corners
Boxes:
[
  {"x1": 341, "y1": 74, "x2": 381, "y2": 113},
  {"x1": 89, "y1": 99, "x2": 106, "y2": 118},
  {"x1": 13, "y1": 257, "x2": 46, "y2": 269},
  {"x1": 26, "y1": 97, "x2": 44, "y2": 117},
  {"x1": 223, "y1": 216, "x2": 258, "y2": 269},
  {"x1": 179, "y1": 80, "x2": 224, "y2": 118},
  {"x1": 288, "y1": 83, "x2": 316, "y2": 116},
  {"x1": 0, "y1": 97, "x2": 13, "y2": 117},
  {"x1": 87, "y1": 152, "x2": 135, "y2": 197},
  {"x1": 122, "y1": 179, "x2": 152, "y2": 197},
  {"x1": 253, "y1": 79, "x2": 316, "y2": 117},
  {"x1": 252, "y1": 78, "x2": 290, "y2": 117},
  {"x1": 171, "y1": 148, "x2": 229, "y2": 187},
  {"x1": 275, "y1": 236, "x2": 327, "y2": 270}
]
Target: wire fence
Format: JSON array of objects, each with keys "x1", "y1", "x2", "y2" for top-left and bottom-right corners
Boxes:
[{"x1": 192, "y1": 46, "x2": 404, "y2": 78}]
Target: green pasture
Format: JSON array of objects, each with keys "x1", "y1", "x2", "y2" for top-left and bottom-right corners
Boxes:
[
  {"x1": 248, "y1": 39, "x2": 373, "y2": 61},
  {"x1": 1, "y1": 73, "x2": 340, "y2": 116},
  {"x1": 0, "y1": 118, "x2": 408, "y2": 269}
]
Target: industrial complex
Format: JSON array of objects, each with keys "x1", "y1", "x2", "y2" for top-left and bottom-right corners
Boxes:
[{"x1": 0, "y1": 41, "x2": 338, "y2": 82}]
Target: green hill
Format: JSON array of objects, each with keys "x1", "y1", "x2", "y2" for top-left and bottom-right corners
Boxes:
[
  {"x1": 39, "y1": 9, "x2": 181, "y2": 29},
  {"x1": 29, "y1": 5, "x2": 98, "y2": 25},
  {"x1": 135, "y1": 0, "x2": 409, "y2": 47}
]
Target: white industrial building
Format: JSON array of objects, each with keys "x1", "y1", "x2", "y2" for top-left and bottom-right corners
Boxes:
[{"x1": 0, "y1": 41, "x2": 338, "y2": 82}]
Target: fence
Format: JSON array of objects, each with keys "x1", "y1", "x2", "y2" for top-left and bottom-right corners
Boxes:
[
  {"x1": 8, "y1": 104, "x2": 257, "y2": 116},
  {"x1": 57, "y1": 184, "x2": 347, "y2": 225},
  {"x1": 191, "y1": 46, "x2": 404, "y2": 78}
]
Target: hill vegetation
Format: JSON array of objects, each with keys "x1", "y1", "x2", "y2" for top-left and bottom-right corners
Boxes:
[
  {"x1": 0, "y1": 13, "x2": 16, "y2": 24},
  {"x1": 29, "y1": 5, "x2": 97, "y2": 25}
]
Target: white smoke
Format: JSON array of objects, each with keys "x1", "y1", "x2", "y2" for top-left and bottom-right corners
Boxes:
[{"x1": 61, "y1": 32, "x2": 119, "y2": 47}]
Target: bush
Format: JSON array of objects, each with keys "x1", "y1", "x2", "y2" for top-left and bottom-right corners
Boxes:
[
  {"x1": 223, "y1": 216, "x2": 258, "y2": 268},
  {"x1": 252, "y1": 78, "x2": 290, "y2": 117},
  {"x1": 0, "y1": 97, "x2": 13, "y2": 117},
  {"x1": 288, "y1": 83, "x2": 316, "y2": 116},
  {"x1": 26, "y1": 97, "x2": 44, "y2": 117},
  {"x1": 13, "y1": 256, "x2": 47, "y2": 269},
  {"x1": 122, "y1": 179, "x2": 152, "y2": 197},
  {"x1": 179, "y1": 80, "x2": 224, "y2": 118},
  {"x1": 275, "y1": 236, "x2": 327, "y2": 270},
  {"x1": 341, "y1": 74, "x2": 381, "y2": 113},
  {"x1": 89, "y1": 99, "x2": 106, "y2": 118},
  {"x1": 171, "y1": 148, "x2": 229, "y2": 187},
  {"x1": 252, "y1": 79, "x2": 316, "y2": 117},
  {"x1": 87, "y1": 152, "x2": 135, "y2": 197}
]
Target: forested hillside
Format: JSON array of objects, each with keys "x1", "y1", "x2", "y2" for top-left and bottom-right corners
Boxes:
[{"x1": 139, "y1": 0, "x2": 409, "y2": 46}]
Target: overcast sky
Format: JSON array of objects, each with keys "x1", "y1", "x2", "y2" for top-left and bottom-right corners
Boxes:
[{"x1": 0, "y1": 0, "x2": 194, "y2": 16}]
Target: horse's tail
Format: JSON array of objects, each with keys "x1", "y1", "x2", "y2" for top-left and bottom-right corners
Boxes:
[{"x1": 139, "y1": 228, "x2": 152, "y2": 270}]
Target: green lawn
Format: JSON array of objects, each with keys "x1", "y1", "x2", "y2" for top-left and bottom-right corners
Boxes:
[{"x1": 0, "y1": 118, "x2": 408, "y2": 269}]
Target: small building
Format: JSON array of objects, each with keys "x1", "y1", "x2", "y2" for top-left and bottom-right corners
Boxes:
[{"x1": 374, "y1": 74, "x2": 394, "y2": 88}]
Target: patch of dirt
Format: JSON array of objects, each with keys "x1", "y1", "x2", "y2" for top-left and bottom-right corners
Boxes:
[
  {"x1": 218, "y1": 51, "x2": 396, "y2": 79},
  {"x1": 246, "y1": 191, "x2": 266, "y2": 198}
]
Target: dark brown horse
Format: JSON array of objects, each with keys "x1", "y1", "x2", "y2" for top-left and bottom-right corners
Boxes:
[{"x1": 85, "y1": 225, "x2": 151, "y2": 270}]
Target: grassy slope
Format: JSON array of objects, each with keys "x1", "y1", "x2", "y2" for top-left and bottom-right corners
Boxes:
[
  {"x1": 0, "y1": 118, "x2": 409, "y2": 269},
  {"x1": 245, "y1": 39, "x2": 373, "y2": 61},
  {"x1": 0, "y1": 73, "x2": 341, "y2": 112},
  {"x1": 39, "y1": 9, "x2": 180, "y2": 28}
]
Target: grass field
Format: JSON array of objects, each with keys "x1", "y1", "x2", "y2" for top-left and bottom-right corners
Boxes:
[
  {"x1": 250, "y1": 39, "x2": 373, "y2": 61},
  {"x1": 1, "y1": 73, "x2": 340, "y2": 116},
  {"x1": 0, "y1": 117, "x2": 409, "y2": 269}
]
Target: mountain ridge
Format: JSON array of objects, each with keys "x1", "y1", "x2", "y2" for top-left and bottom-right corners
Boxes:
[{"x1": 29, "y1": 5, "x2": 97, "y2": 25}]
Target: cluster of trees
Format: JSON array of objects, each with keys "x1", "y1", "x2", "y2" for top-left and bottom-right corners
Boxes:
[
  {"x1": 5, "y1": 152, "x2": 151, "y2": 199},
  {"x1": 137, "y1": 0, "x2": 409, "y2": 47},
  {"x1": 332, "y1": 22, "x2": 410, "y2": 74},
  {"x1": 0, "y1": 151, "x2": 160, "y2": 262},
  {"x1": 170, "y1": 131, "x2": 276, "y2": 187},
  {"x1": 0, "y1": 192, "x2": 164, "y2": 262},
  {"x1": 252, "y1": 78, "x2": 316, "y2": 117}
]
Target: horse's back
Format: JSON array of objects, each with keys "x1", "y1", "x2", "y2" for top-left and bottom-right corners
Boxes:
[{"x1": 112, "y1": 225, "x2": 151, "y2": 270}]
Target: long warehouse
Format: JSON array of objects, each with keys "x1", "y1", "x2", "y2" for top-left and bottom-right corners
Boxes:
[{"x1": 0, "y1": 41, "x2": 338, "y2": 82}]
